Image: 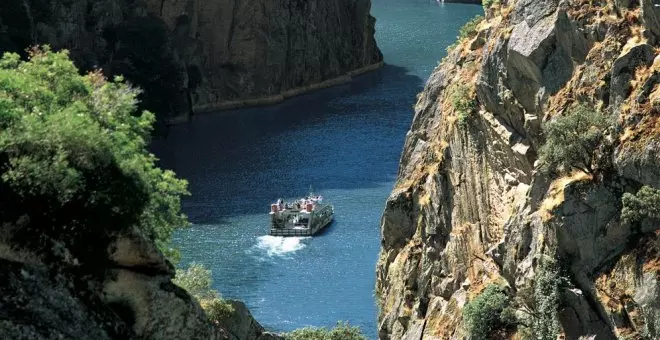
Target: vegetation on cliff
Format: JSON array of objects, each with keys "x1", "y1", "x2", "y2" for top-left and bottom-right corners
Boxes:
[
  {"x1": 538, "y1": 104, "x2": 610, "y2": 175},
  {"x1": 622, "y1": 185, "x2": 660, "y2": 224},
  {"x1": 0, "y1": 46, "x2": 246, "y2": 336},
  {"x1": 448, "y1": 15, "x2": 484, "y2": 51},
  {"x1": 173, "y1": 263, "x2": 235, "y2": 324},
  {"x1": 283, "y1": 321, "x2": 366, "y2": 340},
  {"x1": 377, "y1": 0, "x2": 660, "y2": 339},
  {"x1": 530, "y1": 259, "x2": 563, "y2": 340},
  {"x1": 450, "y1": 84, "x2": 478, "y2": 127},
  {"x1": 0, "y1": 46, "x2": 364, "y2": 339},
  {"x1": 0, "y1": 46, "x2": 188, "y2": 263},
  {"x1": 462, "y1": 284, "x2": 515, "y2": 339},
  {"x1": 0, "y1": 46, "x2": 233, "y2": 339}
]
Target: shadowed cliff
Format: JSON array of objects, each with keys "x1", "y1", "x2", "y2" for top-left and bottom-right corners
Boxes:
[{"x1": 0, "y1": 0, "x2": 382, "y2": 124}]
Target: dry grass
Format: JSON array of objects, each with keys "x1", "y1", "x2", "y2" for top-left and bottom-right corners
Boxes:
[
  {"x1": 546, "y1": 36, "x2": 618, "y2": 117},
  {"x1": 539, "y1": 171, "x2": 593, "y2": 222},
  {"x1": 593, "y1": 232, "x2": 659, "y2": 339},
  {"x1": 641, "y1": 232, "x2": 660, "y2": 274},
  {"x1": 620, "y1": 34, "x2": 647, "y2": 57}
]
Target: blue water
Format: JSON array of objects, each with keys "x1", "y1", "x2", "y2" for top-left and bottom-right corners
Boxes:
[{"x1": 151, "y1": 1, "x2": 481, "y2": 338}]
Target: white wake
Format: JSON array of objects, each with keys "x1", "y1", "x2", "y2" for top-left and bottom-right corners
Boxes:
[{"x1": 255, "y1": 235, "x2": 309, "y2": 257}]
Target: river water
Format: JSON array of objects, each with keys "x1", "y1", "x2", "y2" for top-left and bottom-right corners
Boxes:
[{"x1": 151, "y1": 1, "x2": 481, "y2": 338}]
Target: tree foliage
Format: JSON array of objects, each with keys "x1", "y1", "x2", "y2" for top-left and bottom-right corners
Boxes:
[
  {"x1": 482, "y1": 0, "x2": 500, "y2": 11},
  {"x1": 173, "y1": 263, "x2": 234, "y2": 323},
  {"x1": 532, "y1": 259, "x2": 562, "y2": 340},
  {"x1": 0, "y1": 47, "x2": 188, "y2": 262},
  {"x1": 447, "y1": 15, "x2": 483, "y2": 52},
  {"x1": 538, "y1": 105, "x2": 610, "y2": 175},
  {"x1": 174, "y1": 263, "x2": 216, "y2": 300},
  {"x1": 621, "y1": 185, "x2": 660, "y2": 225},
  {"x1": 463, "y1": 284, "x2": 515, "y2": 339},
  {"x1": 450, "y1": 84, "x2": 477, "y2": 128},
  {"x1": 283, "y1": 322, "x2": 366, "y2": 340}
]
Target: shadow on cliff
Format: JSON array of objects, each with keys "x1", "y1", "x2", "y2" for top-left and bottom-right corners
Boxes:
[{"x1": 151, "y1": 63, "x2": 424, "y2": 224}]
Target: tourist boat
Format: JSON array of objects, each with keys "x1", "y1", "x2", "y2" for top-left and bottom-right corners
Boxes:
[{"x1": 269, "y1": 193, "x2": 334, "y2": 236}]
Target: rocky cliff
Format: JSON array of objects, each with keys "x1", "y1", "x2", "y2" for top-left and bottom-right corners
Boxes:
[
  {"x1": 376, "y1": 0, "x2": 660, "y2": 339},
  {"x1": 0, "y1": 226, "x2": 281, "y2": 340},
  {"x1": 0, "y1": 0, "x2": 382, "y2": 122}
]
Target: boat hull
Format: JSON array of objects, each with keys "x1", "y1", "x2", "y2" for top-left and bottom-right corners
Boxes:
[{"x1": 269, "y1": 204, "x2": 333, "y2": 237}]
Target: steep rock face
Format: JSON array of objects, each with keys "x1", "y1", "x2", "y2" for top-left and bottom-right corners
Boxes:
[
  {"x1": 0, "y1": 0, "x2": 382, "y2": 121},
  {"x1": 219, "y1": 300, "x2": 282, "y2": 340},
  {"x1": 377, "y1": 1, "x2": 660, "y2": 339},
  {"x1": 0, "y1": 226, "x2": 280, "y2": 340}
]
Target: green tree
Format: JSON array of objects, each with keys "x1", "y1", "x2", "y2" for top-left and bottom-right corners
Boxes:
[
  {"x1": 621, "y1": 185, "x2": 660, "y2": 224},
  {"x1": 538, "y1": 105, "x2": 610, "y2": 175},
  {"x1": 173, "y1": 263, "x2": 234, "y2": 323},
  {"x1": 0, "y1": 46, "x2": 188, "y2": 262},
  {"x1": 283, "y1": 322, "x2": 366, "y2": 340},
  {"x1": 463, "y1": 284, "x2": 515, "y2": 339},
  {"x1": 532, "y1": 260, "x2": 562, "y2": 340},
  {"x1": 173, "y1": 263, "x2": 216, "y2": 300},
  {"x1": 450, "y1": 84, "x2": 477, "y2": 127}
]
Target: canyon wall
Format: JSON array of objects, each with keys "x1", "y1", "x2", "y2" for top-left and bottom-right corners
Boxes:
[
  {"x1": 0, "y1": 225, "x2": 281, "y2": 339},
  {"x1": 0, "y1": 0, "x2": 382, "y2": 121},
  {"x1": 377, "y1": 0, "x2": 660, "y2": 339}
]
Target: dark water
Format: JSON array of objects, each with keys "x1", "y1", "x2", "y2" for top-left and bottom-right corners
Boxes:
[{"x1": 151, "y1": 1, "x2": 481, "y2": 338}]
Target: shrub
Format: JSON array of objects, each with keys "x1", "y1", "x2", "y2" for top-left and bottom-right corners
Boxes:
[
  {"x1": 621, "y1": 185, "x2": 660, "y2": 224},
  {"x1": 538, "y1": 104, "x2": 610, "y2": 175},
  {"x1": 0, "y1": 46, "x2": 188, "y2": 262},
  {"x1": 173, "y1": 263, "x2": 215, "y2": 299},
  {"x1": 283, "y1": 321, "x2": 366, "y2": 340},
  {"x1": 532, "y1": 259, "x2": 562, "y2": 340},
  {"x1": 447, "y1": 15, "x2": 483, "y2": 52},
  {"x1": 459, "y1": 15, "x2": 484, "y2": 41},
  {"x1": 200, "y1": 297, "x2": 235, "y2": 322},
  {"x1": 483, "y1": 0, "x2": 500, "y2": 11},
  {"x1": 173, "y1": 263, "x2": 235, "y2": 323},
  {"x1": 450, "y1": 84, "x2": 477, "y2": 127},
  {"x1": 463, "y1": 284, "x2": 515, "y2": 339}
]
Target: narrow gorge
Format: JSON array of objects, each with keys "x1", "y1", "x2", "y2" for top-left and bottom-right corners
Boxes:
[
  {"x1": 0, "y1": 0, "x2": 382, "y2": 122},
  {"x1": 0, "y1": 0, "x2": 383, "y2": 339},
  {"x1": 3, "y1": 0, "x2": 660, "y2": 339},
  {"x1": 377, "y1": 0, "x2": 660, "y2": 339}
]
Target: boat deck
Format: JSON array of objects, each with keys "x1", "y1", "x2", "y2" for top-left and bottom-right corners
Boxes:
[{"x1": 269, "y1": 201, "x2": 333, "y2": 237}]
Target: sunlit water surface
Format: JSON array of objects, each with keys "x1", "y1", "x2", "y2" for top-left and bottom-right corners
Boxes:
[{"x1": 151, "y1": 1, "x2": 481, "y2": 338}]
